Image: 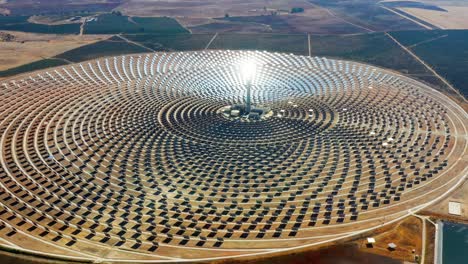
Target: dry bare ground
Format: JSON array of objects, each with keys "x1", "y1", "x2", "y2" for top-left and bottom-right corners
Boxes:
[
  {"x1": 0, "y1": 0, "x2": 123, "y2": 16},
  {"x1": 117, "y1": 0, "x2": 310, "y2": 18},
  {"x1": 399, "y1": 7, "x2": 468, "y2": 29},
  {"x1": 357, "y1": 216, "x2": 423, "y2": 263},
  {"x1": 383, "y1": 0, "x2": 468, "y2": 29},
  {"x1": 0, "y1": 31, "x2": 108, "y2": 71},
  {"x1": 220, "y1": 216, "x2": 421, "y2": 264},
  {"x1": 421, "y1": 178, "x2": 468, "y2": 223},
  {"x1": 28, "y1": 15, "x2": 92, "y2": 26},
  {"x1": 0, "y1": 0, "x2": 9, "y2": 15},
  {"x1": 117, "y1": 0, "x2": 364, "y2": 33}
]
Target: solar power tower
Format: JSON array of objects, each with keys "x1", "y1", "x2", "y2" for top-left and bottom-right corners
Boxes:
[
  {"x1": 241, "y1": 61, "x2": 255, "y2": 114},
  {"x1": 245, "y1": 78, "x2": 252, "y2": 114}
]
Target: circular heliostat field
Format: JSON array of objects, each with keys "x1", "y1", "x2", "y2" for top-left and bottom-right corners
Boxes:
[{"x1": 0, "y1": 51, "x2": 466, "y2": 262}]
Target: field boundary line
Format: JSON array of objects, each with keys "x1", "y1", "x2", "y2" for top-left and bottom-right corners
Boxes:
[
  {"x1": 205, "y1": 33, "x2": 218, "y2": 50},
  {"x1": 379, "y1": 5, "x2": 433, "y2": 30},
  {"x1": 385, "y1": 32, "x2": 467, "y2": 103},
  {"x1": 408, "y1": 34, "x2": 448, "y2": 49},
  {"x1": 309, "y1": 3, "x2": 374, "y2": 33},
  {"x1": 116, "y1": 34, "x2": 156, "y2": 52}
]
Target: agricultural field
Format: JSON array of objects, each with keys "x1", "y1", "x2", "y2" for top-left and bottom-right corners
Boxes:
[
  {"x1": 382, "y1": 1, "x2": 447, "y2": 11},
  {"x1": 117, "y1": 0, "x2": 367, "y2": 34},
  {"x1": 54, "y1": 35, "x2": 149, "y2": 62},
  {"x1": 391, "y1": 29, "x2": 468, "y2": 97},
  {"x1": 0, "y1": 16, "x2": 81, "y2": 34},
  {"x1": 84, "y1": 13, "x2": 189, "y2": 35},
  {"x1": 4, "y1": 0, "x2": 460, "y2": 34},
  {"x1": 0, "y1": 13, "x2": 189, "y2": 35},
  {"x1": 116, "y1": 0, "x2": 315, "y2": 18},
  {"x1": 310, "y1": 32, "x2": 431, "y2": 75},
  {"x1": 308, "y1": 0, "x2": 425, "y2": 32},
  {"x1": 216, "y1": 13, "x2": 363, "y2": 34},
  {"x1": 384, "y1": 29, "x2": 447, "y2": 46},
  {"x1": 28, "y1": 14, "x2": 88, "y2": 25},
  {"x1": 188, "y1": 20, "x2": 272, "y2": 34},
  {"x1": 219, "y1": 15, "x2": 293, "y2": 33},
  {"x1": 0, "y1": 31, "x2": 106, "y2": 71},
  {"x1": 123, "y1": 34, "x2": 215, "y2": 51},
  {"x1": 381, "y1": 0, "x2": 468, "y2": 30},
  {"x1": 0, "y1": 0, "x2": 123, "y2": 16}
]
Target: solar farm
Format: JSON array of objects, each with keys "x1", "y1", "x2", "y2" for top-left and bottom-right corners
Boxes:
[{"x1": 0, "y1": 50, "x2": 466, "y2": 262}]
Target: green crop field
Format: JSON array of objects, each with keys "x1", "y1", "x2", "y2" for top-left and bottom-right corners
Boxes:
[
  {"x1": 308, "y1": 0, "x2": 425, "y2": 31},
  {"x1": 123, "y1": 34, "x2": 214, "y2": 51},
  {"x1": 0, "y1": 16, "x2": 80, "y2": 34},
  {"x1": 391, "y1": 30, "x2": 468, "y2": 98},
  {"x1": 83, "y1": 14, "x2": 189, "y2": 35},
  {"x1": 55, "y1": 36, "x2": 148, "y2": 63},
  {"x1": 0, "y1": 13, "x2": 189, "y2": 35},
  {"x1": 0, "y1": 1, "x2": 122, "y2": 16},
  {"x1": 220, "y1": 16, "x2": 292, "y2": 33},
  {"x1": 388, "y1": 30, "x2": 447, "y2": 47},
  {"x1": 310, "y1": 32, "x2": 431, "y2": 75}
]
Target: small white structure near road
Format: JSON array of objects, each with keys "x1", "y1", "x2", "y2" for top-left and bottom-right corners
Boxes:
[
  {"x1": 448, "y1": 201, "x2": 461, "y2": 216},
  {"x1": 367, "y1": 237, "x2": 376, "y2": 244},
  {"x1": 388, "y1": 243, "x2": 397, "y2": 250},
  {"x1": 230, "y1": 109, "x2": 240, "y2": 117}
]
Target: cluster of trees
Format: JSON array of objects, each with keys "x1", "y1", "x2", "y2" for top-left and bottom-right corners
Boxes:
[
  {"x1": 111, "y1": 10, "x2": 123, "y2": 16},
  {"x1": 291, "y1": 7, "x2": 304, "y2": 13},
  {"x1": 224, "y1": 6, "x2": 304, "y2": 18}
]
